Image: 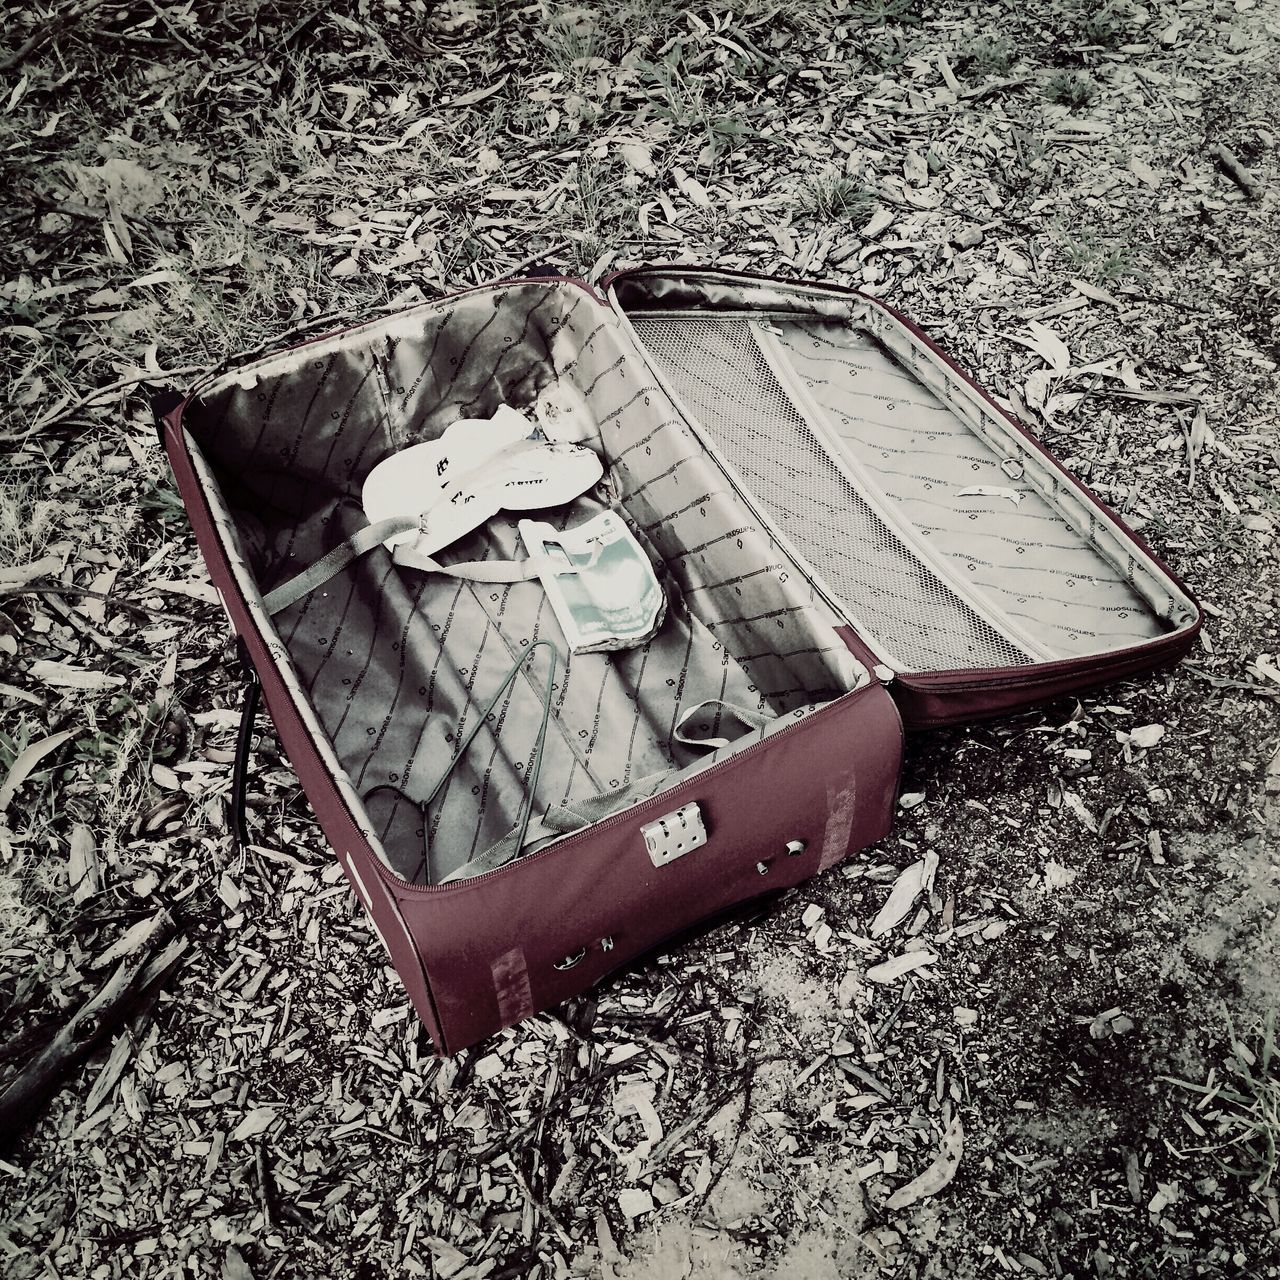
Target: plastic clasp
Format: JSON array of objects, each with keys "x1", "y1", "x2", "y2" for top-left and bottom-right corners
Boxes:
[{"x1": 641, "y1": 803, "x2": 707, "y2": 867}]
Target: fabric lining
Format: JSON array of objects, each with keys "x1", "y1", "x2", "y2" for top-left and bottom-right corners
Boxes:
[{"x1": 184, "y1": 283, "x2": 863, "y2": 885}]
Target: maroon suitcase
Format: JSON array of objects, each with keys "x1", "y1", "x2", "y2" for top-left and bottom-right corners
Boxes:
[{"x1": 160, "y1": 265, "x2": 1201, "y2": 1053}]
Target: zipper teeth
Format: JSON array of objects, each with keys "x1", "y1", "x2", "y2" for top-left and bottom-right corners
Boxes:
[
  {"x1": 381, "y1": 687, "x2": 868, "y2": 895},
  {"x1": 625, "y1": 308, "x2": 817, "y2": 322},
  {"x1": 902, "y1": 626, "x2": 1197, "y2": 691},
  {"x1": 192, "y1": 275, "x2": 601, "y2": 401}
]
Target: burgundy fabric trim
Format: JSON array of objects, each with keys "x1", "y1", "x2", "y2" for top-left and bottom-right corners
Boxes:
[
  {"x1": 161, "y1": 413, "x2": 448, "y2": 1050},
  {"x1": 491, "y1": 947, "x2": 535, "y2": 1029},
  {"x1": 834, "y1": 623, "x2": 1201, "y2": 728}
]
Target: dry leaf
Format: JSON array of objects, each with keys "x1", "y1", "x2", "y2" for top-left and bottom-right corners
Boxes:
[
  {"x1": 68, "y1": 823, "x2": 98, "y2": 903},
  {"x1": 861, "y1": 205, "x2": 894, "y2": 238},
  {"x1": 28, "y1": 661, "x2": 124, "y2": 691},
  {"x1": 871, "y1": 860, "x2": 927, "y2": 937},
  {"x1": 222, "y1": 1245, "x2": 255, "y2": 1280},
  {"x1": 1255, "y1": 657, "x2": 1280, "y2": 687},
  {"x1": 903, "y1": 150, "x2": 929, "y2": 187},
  {"x1": 1129, "y1": 724, "x2": 1166, "y2": 749},
  {"x1": 1128, "y1": 155, "x2": 1161, "y2": 188},
  {"x1": 0, "y1": 553, "x2": 62, "y2": 587},
  {"x1": 1071, "y1": 278, "x2": 1123, "y2": 308},
  {"x1": 0, "y1": 730, "x2": 74, "y2": 810},
  {"x1": 885, "y1": 1115, "x2": 964, "y2": 1209},
  {"x1": 231, "y1": 1106, "x2": 278, "y2": 1141},
  {"x1": 617, "y1": 1187, "x2": 654, "y2": 1219},
  {"x1": 672, "y1": 168, "x2": 711, "y2": 208},
  {"x1": 1024, "y1": 368, "x2": 1053, "y2": 413},
  {"x1": 956, "y1": 485, "x2": 1022, "y2": 505},
  {"x1": 620, "y1": 142, "x2": 655, "y2": 176},
  {"x1": 155, "y1": 648, "x2": 178, "y2": 708},
  {"x1": 1019, "y1": 321, "x2": 1071, "y2": 374},
  {"x1": 866, "y1": 950, "x2": 937, "y2": 983},
  {"x1": 1063, "y1": 791, "x2": 1099, "y2": 833},
  {"x1": 448, "y1": 76, "x2": 509, "y2": 108}
]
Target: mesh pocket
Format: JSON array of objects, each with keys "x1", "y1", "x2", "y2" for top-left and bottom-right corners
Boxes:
[{"x1": 630, "y1": 316, "x2": 1031, "y2": 672}]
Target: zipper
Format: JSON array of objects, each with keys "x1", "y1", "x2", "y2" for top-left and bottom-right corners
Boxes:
[
  {"x1": 899, "y1": 624, "x2": 1199, "y2": 692},
  {"x1": 624, "y1": 307, "x2": 818, "y2": 323},
  {"x1": 189, "y1": 274, "x2": 605, "y2": 404},
  {"x1": 380, "y1": 679, "x2": 890, "y2": 894}
]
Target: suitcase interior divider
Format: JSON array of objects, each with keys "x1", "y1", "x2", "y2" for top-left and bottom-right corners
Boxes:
[
  {"x1": 746, "y1": 319, "x2": 1058, "y2": 665},
  {"x1": 625, "y1": 310, "x2": 1047, "y2": 673},
  {"x1": 616, "y1": 285, "x2": 1199, "y2": 676}
]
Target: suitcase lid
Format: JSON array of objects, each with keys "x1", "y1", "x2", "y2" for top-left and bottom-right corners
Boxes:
[{"x1": 602, "y1": 264, "x2": 1201, "y2": 709}]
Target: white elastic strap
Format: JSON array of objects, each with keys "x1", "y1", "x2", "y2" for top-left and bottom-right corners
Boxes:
[
  {"x1": 673, "y1": 699, "x2": 772, "y2": 751},
  {"x1": 392, "y1": 544, "x2": 541, "y2": 582}
]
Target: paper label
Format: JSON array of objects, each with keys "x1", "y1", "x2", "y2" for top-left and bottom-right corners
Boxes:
[{"x1": 519, "y1": 512, "x2": 666, "y2": 653}]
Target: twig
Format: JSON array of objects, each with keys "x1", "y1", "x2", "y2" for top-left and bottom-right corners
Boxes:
[
  {"x1": 1183, "y1": 665, "x2": 1280, "y2": 698},
  {"x1": 144, "y1": 0, "x2": 204, "y2": 58},
  {"x1": 0, "y1": 924, "x2": 185, "y2": 1144},
  {"x1": 504, "y1": 240, "x2": 573, "y2": 277},
  {"x1": 0, "y1": 0, "x2": 105, "y2": 72},
  {"x1": 692, "y1": 1072, "x2": 756, "y2": 1214},
  {"x1": 1092, "y1": 387, "x2": 1202, "y2": 406},
  {"x1": 3, "y1": 365, "x2": 207, "y2": 442},
  {"x1": 0, "y1": 584, "x2": 195, "y2": 625},
  {"x1": 1177, "y1": 408, "x2": 1197, "y2": 492},
  {"x1": 1209, "y1": 143, "x2": 1260, "y2": 199},
  {"x1": 509, "y1": 1162, "x2": 573, "y2": 1249},
  {"x1": 255, "y1": 1140, "x2": 276, "y2": 1228}
]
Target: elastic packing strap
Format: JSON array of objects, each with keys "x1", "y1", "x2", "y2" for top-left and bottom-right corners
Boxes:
[
  {"x1": 366, "y1": 645, "x2": 555, "y2": 885},
  {"x1": 262, "y1": 515, "x2": 539, "y2": 616}
]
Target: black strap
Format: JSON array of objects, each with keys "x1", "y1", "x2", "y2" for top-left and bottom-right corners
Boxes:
[{"x1": 229, "y1": 637, "x2": 261, "y2": 855}]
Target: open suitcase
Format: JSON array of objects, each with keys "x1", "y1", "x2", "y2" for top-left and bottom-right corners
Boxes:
[{"x1": 158, "y1": 265, "x2": 1202, "y2": 1054}]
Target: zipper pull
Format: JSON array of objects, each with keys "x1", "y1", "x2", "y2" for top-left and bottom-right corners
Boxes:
[{"x1": 873, "y1": 664, "x2": 895, "y2": 684}]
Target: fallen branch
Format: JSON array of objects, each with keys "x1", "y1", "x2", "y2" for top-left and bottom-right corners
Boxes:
[
  {"x1": 0, "y1": 915, "x2": 186, "y2": 1144},
  {"x1": 1209, "y1": 142, "x2": 1260, "y2": 199},
  {"x1": 0, "y1": 0, "x2": 106, "y2": 72},
  {"x1": 1093, "y1": 387, "x2": 1203, "y2": 406},
  {"x1": 1, "y1": 364, "x2": 207, "y2": 443}
]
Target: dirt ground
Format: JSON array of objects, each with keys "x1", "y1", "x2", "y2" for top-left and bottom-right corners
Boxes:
[{"x1": 1, "y1": 1, "x2": 1278, "y2": 1276}]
